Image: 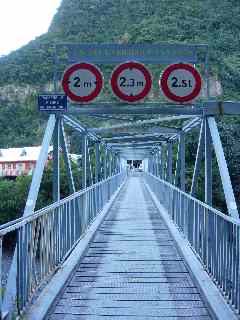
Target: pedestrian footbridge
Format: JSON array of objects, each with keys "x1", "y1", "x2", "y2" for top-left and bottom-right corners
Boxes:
[
  {"x1": 1, "y1": 98, "x2": 240, "y2": 319},
  {"x1": 47, "y1": 176, "x2": 213, "y2": 320},
  {"x1": 0, "y1": 168, "x2": 239, "y2": 319}
]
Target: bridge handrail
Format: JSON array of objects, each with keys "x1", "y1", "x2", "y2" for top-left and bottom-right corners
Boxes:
[
  {"x1": 0, "y1": 173, "x2": 125, "y2": 236},
  {"x1": 0, "y1": 171, "x2": 126, "y2": 316},
  {"x1": 147, "y1": 174, "x2": 240, "y2": 225},
  {"x1": 145, "y1": 172, "x2": 240, "y2": 315}
]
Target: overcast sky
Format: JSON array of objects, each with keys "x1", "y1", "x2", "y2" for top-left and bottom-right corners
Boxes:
[{"x1": 0, "y1": 0, "x2": 61, "y2": 56}]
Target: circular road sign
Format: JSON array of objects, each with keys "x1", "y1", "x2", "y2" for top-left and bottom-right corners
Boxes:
[
  {"x1": 160, "y1": 63, "x2": 202, "y2": 103},
  {"x1": 62, "y1": 63, "x2": 103, "y2": 103},
  {"x1": 111, "y1": 62, "x2": 152, "y2": 102}
]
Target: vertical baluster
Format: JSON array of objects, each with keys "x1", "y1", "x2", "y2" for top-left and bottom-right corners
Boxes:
[
  {"x1": 0, "y1": 236, "x2": 2, "y2": 316},
  {"x1": 222, "y1": 221, "x2": 227, "y2": 292}
]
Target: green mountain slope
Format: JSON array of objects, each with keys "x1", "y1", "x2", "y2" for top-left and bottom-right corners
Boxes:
[
  {"x1": 0, "y1": 0, "x2": 240, "y2": 96},
  {"x1": 0, "y1": 0, "x2": 239, "y2": 148}
]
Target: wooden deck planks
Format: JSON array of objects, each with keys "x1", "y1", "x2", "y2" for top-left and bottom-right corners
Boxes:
[{"x1": 48, "y1": 177, "x2": 212, "y2": 319}]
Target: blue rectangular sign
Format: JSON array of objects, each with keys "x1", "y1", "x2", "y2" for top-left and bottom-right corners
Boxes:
[
  {"x1": 38, "y1": 94, "x2": 67, "y2": 112},
  {"x1": 55, "y1": 43, "x2": 206, "y2": 65}
]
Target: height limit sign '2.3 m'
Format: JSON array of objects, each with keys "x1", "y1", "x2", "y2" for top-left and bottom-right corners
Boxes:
[
  {"x1": 160, "y1": 63, "x2": 202, "y2": 103},
  {"x1": 62, "y1": 63, "x2": 103, "y2": 103},
  {"x1": 111, "y1": 62, "x2": 152, "y2": 103}
]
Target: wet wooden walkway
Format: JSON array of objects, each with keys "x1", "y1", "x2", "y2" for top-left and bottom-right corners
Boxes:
[{"x1": 47, "y1": 177, "x2": 211, "y2": 319}]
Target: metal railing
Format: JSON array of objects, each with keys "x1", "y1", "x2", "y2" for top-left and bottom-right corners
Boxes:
[
  {"x1": 145, "y1": 173, "x2": 240, "y2": 314},
  {"x1": 0, "y1": 172, "x2": 126, "y2": 316}
]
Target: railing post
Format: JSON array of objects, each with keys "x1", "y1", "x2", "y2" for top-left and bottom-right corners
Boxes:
[
  {"x1": 104, "y1": 148, "x2": 107, "y2": 179},
  {"x1": 191, "y1": 120, "x2": 204, "y2": 196},
  {"x1": 180, "y1": 132, "x2": 186, "y2": 192},
  {"x1": 205, "y1": 117, "x2": 212, "y2": 205},
  {"x1": 174, "y1": 140, "x2": 181, "y2": 187},
  {"x1": 87, "y1": 140, "x2": 93, "y2": 186},
  {"x1": 160, "y1": 146, "x2": 165, "y2": 179},
  {"x1": 95, "y1": 141, "x2": 100, "y2": 183},
  {"x1": 81, "y1": 134, "x2": 87, "y2": 189},
  {"x1": 53, "y1": 115, "x2": 61, "y2": 202},
  {"x1": 60, "y1": 119, "x2": 76, "y2": 194},
  {"x1": 167, "y1": 142, "x2": 173, "y2": 184},
  {"x1": 109, "y1": 150, "x2": 112, "y2": 177}
]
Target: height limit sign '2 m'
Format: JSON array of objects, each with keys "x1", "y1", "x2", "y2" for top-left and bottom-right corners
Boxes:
[
  {"x1": 62, "y1": 63, "x2": 103, "y2": 103},
  {"x1": 160, "y1": 63, "x2": 202, "y2": 103},
  {"x1": 111, "y1": 62, "x2": 152, "y2": 103}
]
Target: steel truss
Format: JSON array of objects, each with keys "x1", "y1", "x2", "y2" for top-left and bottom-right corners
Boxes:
[{"x1": 2, "y1": 42, "x2": 240, "y2": 319}]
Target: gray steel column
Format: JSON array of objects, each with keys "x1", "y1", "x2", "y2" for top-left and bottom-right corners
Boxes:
[
  {"x1": 156, "y1": 150, "x2": 160, "y2": 177},
  {"x1": 104, "y1": 148, "x2": 107, "y2": 179},
  {"x1": 95, "y1": 142, "x2": 100, "y2": 183},
  {"x1": 205, "y1": 117, "x2": 212, "y2": 205},
  {"x1": 174, "y1": 141, "x2": 180, "y2": 187},
  {"x1": 112, "y1": 153, "x2": 116, "y2": 175},
  {"x1": 2, "y1": 115, "x2": 56, "y2": 316},
  {"x1": 180, "y1": 132, "x2": 185, "y2": 191},
  {"x1": 208, "y1": 117, "x2": 239, "y2": 219},
  {"x1": 82, "y1": 134, "x2": 87, "y2": 189},
  {"x1": 160, "y1": 146, "x2": 165, "y2": 179},
  {"x1": 148, "y1": 157, "x2": 151, "y2": 174},
  {"x1": 155, "y1": 152, "x2": 158, "y2": 176},
  {"x1": 60, "y1": 121, "x2": 76, "y2": 194},
  {"x1": 191, "y1": 120, "x2": 204, "y2": 196},
  {"x1": 167, "y1": 142, "x2": 173, "y2": 184},
  {"x1": 152, "y1": 154, "x2": 156, "y2": 175},
  {"x1": 151, "y1": 154, "x2": 155, "y2": 175},
  {"x1": 109, "y1": 150, "x2": 112, "y2": 177},
  {"x1": 87, "y1": 141, "x2": 93, "y2": 185},
  {"x1": 116, "y1": 155, "x2": 120, "y2": 173},
  {"x1": 53, "y1": 116, "x2": 60, "y2": 202}
]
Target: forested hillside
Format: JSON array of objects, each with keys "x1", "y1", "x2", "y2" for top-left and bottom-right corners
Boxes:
[
  {"x1": 0, "y1": 0, "x2": 240, "y2": 220},
  {"x1": 0, "y1": 0, "x2": 240, "y2": 96},
  {"x1": 0, "y1": 0, "x2": 239, "y2": 147}
]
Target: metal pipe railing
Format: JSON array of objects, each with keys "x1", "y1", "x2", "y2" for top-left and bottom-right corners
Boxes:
[
  {"x1": 0, "y1": 171, "x2": 126, "y2": 316},
  {"x1": 145, "y1": 172, "x2": 240, "y2": 314}
]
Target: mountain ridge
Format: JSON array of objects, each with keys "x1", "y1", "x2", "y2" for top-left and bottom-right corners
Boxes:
[
  {"x1": 0, "y1": 0, "x2": 239, "y2": 97},
  {"x1": 0, "y1": 0, "x2": 239, "y2": 148}
]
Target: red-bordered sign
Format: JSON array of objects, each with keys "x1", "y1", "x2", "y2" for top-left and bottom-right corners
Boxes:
[
  {"x1": 62, "y1": 63, "x2": 103, "y2": 103},
  {"x1": 111, "y1": 62, "x2": 152, "y2": 102},
  {"x1": 160, "y1": 63, "x2": 202, "y2": 103}
]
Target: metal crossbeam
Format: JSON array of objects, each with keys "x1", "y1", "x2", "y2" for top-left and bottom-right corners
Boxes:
[
  {"x1": 102, "y1": 128, "x2": 180, "y2": 139},
  {"x1": 91, "y1": 115, "x2": 195, "y2": 134},
  {"x1": 205, "y1": 101, "x2": 240, "y2": 115},
  {"x1": 110, "y1": 142, "x2": 163, "y2": 149},
  {"x1": 104, "y1": 133, "x2": 169, "y2": 144},
  {"x1": 68, "y1": 101, "x2": 240, "y2": 116},
  {"x1": 63, "y1": 115, "x2": 100, "y2": 142},
  {"x1": 69, "y1": 104, "x2": 203, "y2": 116}
]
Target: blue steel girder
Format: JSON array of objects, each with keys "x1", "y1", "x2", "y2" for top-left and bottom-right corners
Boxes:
[
  {"x1": 103, "y1": 129, "x2": 179, "y2": 143},
  {"x1": 68, "y1": 104, "x2": 203, "y2": 116},
  {"x1": 110, "y1": 143, "x2": 164, "y2": 150},
  {"x1": 105, "y1": 134, "x2": 169, "y2": 144},
  {"x1": 90, "y1": 115, "x2": 197, "y2": 134},
  {"x1": 67, "y1": 101, "x2": 240, "y2": 116}
]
